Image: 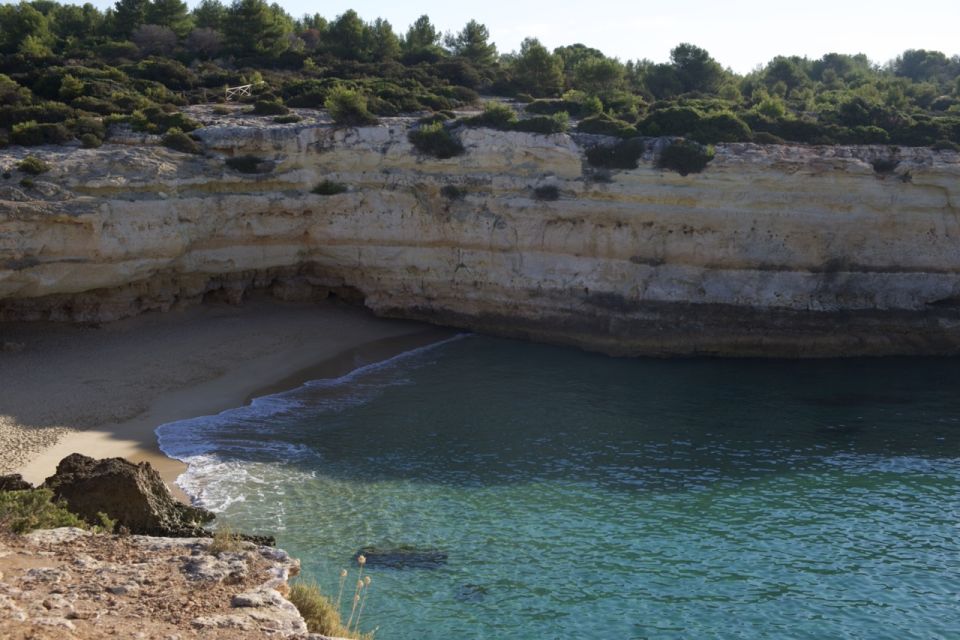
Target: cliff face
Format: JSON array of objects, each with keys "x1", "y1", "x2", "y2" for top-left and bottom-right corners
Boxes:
[{"x1": 2, "y1": 120, "x2": 959, "y2": 356}]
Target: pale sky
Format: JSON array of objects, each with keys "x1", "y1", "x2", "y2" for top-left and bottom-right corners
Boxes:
[{"x1": 83, "y1": 0, "x2": 960, "y2": 73}]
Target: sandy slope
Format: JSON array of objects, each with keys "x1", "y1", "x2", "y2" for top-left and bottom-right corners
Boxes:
[{"x1": 0, "y1": 298, "x2": 448, "y2": 493}]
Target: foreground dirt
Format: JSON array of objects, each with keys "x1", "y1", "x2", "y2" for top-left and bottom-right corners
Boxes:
[{"x1": 0, "y1": 528, "x2": 313, "y2": 639}]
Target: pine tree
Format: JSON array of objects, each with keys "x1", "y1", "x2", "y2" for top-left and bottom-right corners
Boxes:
[
  {"x1": 446, "y1": 20, "x2": 496, "y2": 67},
  {"x1": 513, "y1": 38, "x2": 563, "y2": 97},
  {"x1": 223, "y1": 0, "x2": 289, "y2": 59}
]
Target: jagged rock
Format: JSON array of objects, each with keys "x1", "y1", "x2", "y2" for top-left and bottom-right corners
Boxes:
[
  {"x1": 231, "y1": 587, "x2": 286, "y2": 608},
  {"x1": 0, "y1": 474, "x2": 32, "y2": 491},
  {"x1": 42, "y1": 453, "x2": 214, "y2": 536},
  {"x1": 355, "y1": 545, "x2": 448, "y2": 569},
  {"x1": 192, "y1": 614, "x2": 258, "y2": 631},
  {"x1": 183, "y1": 552, "x2": 248, "y2": 583}
]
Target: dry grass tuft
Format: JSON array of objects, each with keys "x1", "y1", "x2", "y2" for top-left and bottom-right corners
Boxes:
[
  {"x1": 208, "y1": 524, "x2": 243, "y2": 554},
  {"x1": 289, "y1": 580, "x2": 366, "y2": 638}
]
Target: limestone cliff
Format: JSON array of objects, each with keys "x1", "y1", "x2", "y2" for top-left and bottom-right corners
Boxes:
[{"x1": 1, "y1": 117, "x2": 959, "y2": 357}]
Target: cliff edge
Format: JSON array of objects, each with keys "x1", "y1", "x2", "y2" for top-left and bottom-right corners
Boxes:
[{"x1": 2, "y1": 119, "x2": 959, "y2": 356}]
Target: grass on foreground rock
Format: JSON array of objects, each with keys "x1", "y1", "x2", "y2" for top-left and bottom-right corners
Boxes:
[
  {"x1": 289, "y1": 554, "x2": 375, "y2": 639},
  {"x1": 289, "y1": 580, "x2": 370, "y2": 639},
  {"x1": 208, "y1": 523, "x2": 244, "y2": 554}
]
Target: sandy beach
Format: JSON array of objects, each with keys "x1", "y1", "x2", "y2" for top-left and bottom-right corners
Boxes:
[{"x1": 0, "y1": 297, "x2": 451, "y2": 496}]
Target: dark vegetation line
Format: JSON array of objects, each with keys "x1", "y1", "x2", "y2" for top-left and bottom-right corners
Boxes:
[{"x1": 1, "y1": 0, "x2": 959, "y2": 150}]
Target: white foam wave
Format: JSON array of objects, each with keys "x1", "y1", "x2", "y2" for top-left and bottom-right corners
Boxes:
[{"x1": 155, "y1": 333, "x2": 469, "y2": 510}]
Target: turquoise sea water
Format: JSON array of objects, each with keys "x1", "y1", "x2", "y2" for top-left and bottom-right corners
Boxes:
[{"x1": 157, "y1": 336, "x2": 960, "y2": 639}]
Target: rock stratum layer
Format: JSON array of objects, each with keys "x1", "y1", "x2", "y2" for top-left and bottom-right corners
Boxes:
[{"x1": 2, "y1": 121, "x2": 959, "y2": 356}]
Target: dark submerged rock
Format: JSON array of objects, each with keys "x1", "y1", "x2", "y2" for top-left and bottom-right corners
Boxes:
[
  {"x1": 0, "y1": 473, "x2": 33, "y2": 491},
  {"x1": 455, "y1": 583, "x2": 488, "y2": 602},
  {"x1": 42, "y1": 453, "x2": 215, "y2": 537},
  {"x1": 354, "y1": 545, "x2": 448, "y2": 569}
]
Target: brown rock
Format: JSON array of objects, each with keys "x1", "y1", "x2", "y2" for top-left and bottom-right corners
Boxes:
[
  {"x1": 42, "y1": 454, "x2": 215, "y2": 537},
  {"x1": 0, "y1": 474, "x2": 33, "y2": 491}
]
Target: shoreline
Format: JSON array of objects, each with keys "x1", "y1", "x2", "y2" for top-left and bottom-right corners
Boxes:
[{"x1": 3, "y1": 298, "x2": 453, "y2": 500}]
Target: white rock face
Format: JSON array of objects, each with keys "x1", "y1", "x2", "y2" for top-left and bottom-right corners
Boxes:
[{"x1": 1, "y1": 123, "x2": 959, "y2": 356}]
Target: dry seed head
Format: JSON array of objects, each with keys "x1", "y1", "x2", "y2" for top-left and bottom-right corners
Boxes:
[
  {"x1": 340, "y1": 569, "x2": 348, "y2": 578},
  {"x1": 357, "y1": 554, "x2": 367, "y2": 566},
  {"x1": 357, "y1": 579, "x2": 364, "y2": 589},
  {"x1": 364, "y1": 576, "x2": 371, "y2": 586},
  {"x1": 354, "y1": 594, "x2": 361, "y2": 603}
]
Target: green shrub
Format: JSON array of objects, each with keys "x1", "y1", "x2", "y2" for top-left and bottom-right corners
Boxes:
[
  {"x1": 418, "y1": 93, "x2": 453, "y2": 112},
  {"x1": 130, "y1": 108, "x2": 201, "y2": 134},
  {"x1": 274, "y1": 114, "x2": 303, "y2": 124},
  {"x1": 512, "y1": 112, "x2": 568, "y2": 134},
  {"x1": 80, "y1": 133, "x2": 102, "y2": 148},
  {"x1": 576, "y1": 114, "x2": 638, "y2": 138},
  {"x1": 533, "y1": 185, "x2": 560, "y2": 200},
  {"x1": 19, "y1": 178, "x2": 34, "y2": 189},
  {"x1": 446, "y1": 86, "x2": 480, "y2": 106},
  {"x1": 440, "y1": 185, "x2": 466, "y2": 200},
  {"x1": 418, "y1": 112, "x2": 451, "y2": 126},
  {"x1": 465, "y1": 101, "x2": 517, "y2": 129},
  {"x1": 11, "y1": 121, "x2": 72, "y2": 146},
  {"x1": 850, "y1": 125, "x2": 890, "y2": 144},
  {"x1": 71, "y1": 96, "x2": 118, "y2": 115},
  {"x1": 752, "y1": 131, "x2": 787, "y2": 145},
  {"x1": 639, "y1": 106, "x2": 704, "y2": 137},
  {"x1": 73, "y1": 117, "x2": 106, "y2": 140},
  {"x1": 585, "y1": 138, "x2": 646, "y2": 170},
  {"x1": 0, "y1": 488, "x2": 86, "y2": 534},
  {"x1": 253, "y1": 100, "x2": 289, "y2": 116},
  {"x1": 0, "y1": 102, "x2": 74, "y2": 128},
  {"x1": 408, "y1": 122, "x2": 465, "y2": 159},
  {"x1": 131, "y1": 58, "x2": 197, "y2": 91},
  {"x1": 932, "y1": 139, "x2": 960, "y2": 151},
  {"x1": 657, "y1": 139, "x2": 715, "y2": 176},
  {"x1": 325, "y1": 86, "x2": 379, "y2": 127},
  {"x1": 525, "y1": 99, "x2": 570, "y2": 115},
  {"x1": 17, "y1": 155, "x2": 51, "y2": 175},
  {"x1": 162, "y1": 128, "x2": 202, "y2": 154},
  {"x1": 692, "y1": 111, "x2": 752, "y2": 143},
  {"x1": 212, "y1": 105, "x2": 232, "y2": 115},
  {"x1": 525, "y1": 98, "x2": 597, "y2": 118},
  {"x1": 312, "y1": 180, "x2": 348, "y2": 195},
  {"x1": 515, "y1": 93, "x2": 535, "y2": 103},
  {"x1": 225, "y1": 155, "x2": 267, "y2": 173}
]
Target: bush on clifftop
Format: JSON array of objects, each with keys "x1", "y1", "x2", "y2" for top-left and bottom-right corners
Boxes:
[
  {"x1": 408, "y1": 122, "x2": 464, "y2": 158},
  {"x1": 0, "y1": 488, "x2": 86, "y2": 533},
  {"x1": 325, "y1": 86, "x2": 379, "y2": 127},
  {"x1": 17, "y1": 155, "x2": 50, "y2": 174},
  {"x1": 657, "y1": 139, "x2": 715, "y2": 175}
]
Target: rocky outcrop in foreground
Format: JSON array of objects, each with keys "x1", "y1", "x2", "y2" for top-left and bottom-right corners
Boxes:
[
  {"x1": 42, "y1": 454, "x2": 215, "y2": 537},
  {"x1": 0, "y1": 526, "x2": 333, "y2": 639},
  {"x1": 2, "y1": 116, "x2": 960, "y2": 356}
]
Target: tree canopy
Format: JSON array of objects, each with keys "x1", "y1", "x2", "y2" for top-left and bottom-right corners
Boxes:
[{"x1": 0, "y1": 0, "x2": 957, "y2": 150}]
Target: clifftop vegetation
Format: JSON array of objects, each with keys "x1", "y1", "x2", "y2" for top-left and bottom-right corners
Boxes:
[{"x1": 1, "y1": 0, "x2": 959, "y2": 148}]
